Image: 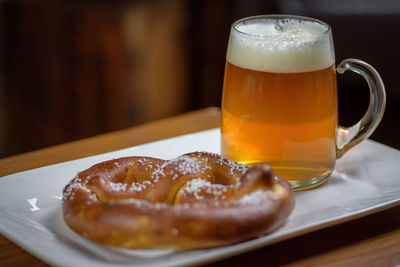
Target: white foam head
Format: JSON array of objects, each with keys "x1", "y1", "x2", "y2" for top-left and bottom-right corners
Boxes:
[{"x1": 227, "y1": 16, "x2": 335, "y2": 73}]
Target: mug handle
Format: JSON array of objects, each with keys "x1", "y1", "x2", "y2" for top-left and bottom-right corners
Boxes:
[{"x1": 336, "y1": 58, "x2": 386, "y2": 158}]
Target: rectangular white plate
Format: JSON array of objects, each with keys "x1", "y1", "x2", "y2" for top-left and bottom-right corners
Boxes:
[{"x1": 1, "y1": 129, "x2": 399, "y2": 267}]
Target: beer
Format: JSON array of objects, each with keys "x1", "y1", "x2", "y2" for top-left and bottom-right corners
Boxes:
[{"x1": 221, "y1": 17, "x2": 338, "y2": 183}]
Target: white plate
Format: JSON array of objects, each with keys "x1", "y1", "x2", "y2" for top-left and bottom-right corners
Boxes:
[{"x1": 0, "y1": 128, "x2": 399, "y2": 267}]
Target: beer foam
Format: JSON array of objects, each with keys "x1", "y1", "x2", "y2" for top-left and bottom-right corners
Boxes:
[{"x1": 227, "y1": 17, "x2": 335, "y2": 73}]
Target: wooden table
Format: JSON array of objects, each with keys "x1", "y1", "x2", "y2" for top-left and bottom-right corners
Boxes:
[{"x1": 0, "y1": 107, "x2": 399, "y2": 266}]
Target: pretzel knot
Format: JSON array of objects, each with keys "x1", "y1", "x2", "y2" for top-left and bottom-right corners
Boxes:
[{"x1": 62, "y1": 152, "x2": 294, "y2": 250}]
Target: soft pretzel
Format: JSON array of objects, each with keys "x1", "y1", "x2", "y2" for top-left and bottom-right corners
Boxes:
[{"x1": 62, "y1": 152, "x2": 294, "y2": 250}]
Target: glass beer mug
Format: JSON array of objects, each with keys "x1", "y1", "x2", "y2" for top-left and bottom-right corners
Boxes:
[{"x1": 221, "y1": 15, "x2": 386, "y2": 190}]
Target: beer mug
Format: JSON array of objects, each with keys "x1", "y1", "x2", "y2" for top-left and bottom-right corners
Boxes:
[{"x1": 220, "y1": 15, "x2": 386, "y2": 190}]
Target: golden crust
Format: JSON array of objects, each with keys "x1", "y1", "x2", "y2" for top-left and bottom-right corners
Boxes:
[{"x1": 62, "y1": 152, "x2": 295, "y2": 250}]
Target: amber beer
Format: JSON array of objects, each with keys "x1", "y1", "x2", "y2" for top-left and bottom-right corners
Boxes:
[{"x1": 221, "y1": 16, "x2": 338, "y2": 185}]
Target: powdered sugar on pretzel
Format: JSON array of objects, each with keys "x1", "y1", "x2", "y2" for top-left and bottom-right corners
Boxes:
[{"x1": 62, "y1": 152, "x2": 294, "y2": 250}]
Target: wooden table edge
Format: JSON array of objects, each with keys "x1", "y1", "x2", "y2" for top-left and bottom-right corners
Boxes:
[{"x1": 0, "y1": 107, "x2": 221, "y2": 177}]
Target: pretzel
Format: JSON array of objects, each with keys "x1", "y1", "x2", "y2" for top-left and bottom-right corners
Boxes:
[{"x1": 62, "y1": 152, "x2": 294, "y2": 250}]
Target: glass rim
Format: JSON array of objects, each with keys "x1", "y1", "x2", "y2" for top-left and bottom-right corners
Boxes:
[{"x1": 232, "y1": 14, "x2": 331, "y2": 39}]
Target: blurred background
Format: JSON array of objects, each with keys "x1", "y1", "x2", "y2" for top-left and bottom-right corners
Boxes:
[{"x1": 0, "y1": 0, "x2": 399, "y2": 158}]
